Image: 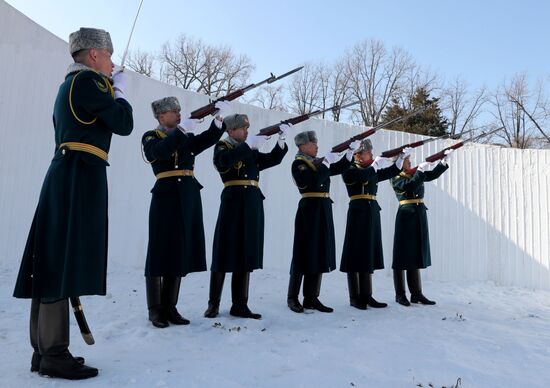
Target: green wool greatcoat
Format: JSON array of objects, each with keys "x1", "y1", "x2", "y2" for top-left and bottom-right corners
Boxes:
[
  {"x1": 390, "y1": 163, "x2": 448, "y2": 270},
  {"x1": 290, "y1": 155, "x2": 350, "y2": 275},
  {"x1": 340, "y1": 163, "x2": 400, "y2": 273},
  {"x1": 13, "y1": 69, "x2": 133, "y2": 299},
  {"x1": 142, "y1": 120, "x2": 224, "y2": 277},
  {"x1": 211, "y1": 139, "x2": 288, "y2": 273}
]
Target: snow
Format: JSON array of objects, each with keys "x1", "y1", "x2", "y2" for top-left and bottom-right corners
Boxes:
[{"x1": 1, "y1": 263, "x2": 550, "y2": 387}]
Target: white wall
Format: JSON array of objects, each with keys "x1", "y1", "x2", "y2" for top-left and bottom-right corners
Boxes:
[{"x1": 1, "y1": 0, "x2": 549, "y2": 289}]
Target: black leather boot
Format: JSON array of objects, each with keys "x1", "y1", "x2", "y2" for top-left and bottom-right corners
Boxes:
[
  {"x1": 38, "y1": 299, "x2": 98, "y2": 380},
  {"x1": 146, "y1": 277, "x2": 169, "y2": 328},
  {"x1": 30, "y1": 298, "x2": 84, "y2": 372},
  {"x1": 230, "y1": 272, "x2": 262, "y2": 319},
  {"x1": 359, "y1": 272, "x2": 387, "y2": 308},
  {"x1": 162, "y1": 276, "x2": 190, "y2": 325},
  {"x1": 287, "y1": 274, "x2": 304, "y2": 313},
  {"x1": 30, "y1": 298, "x2": 40, "y2": 372},
  {"x1": 303, "y1": 274, "x2": 333, "y2": 313},
  {"x1": 347, "y1": 273, "x2": 367, "y2": 310},
  {"x1": 204, "y1": 271, "x2": 225, "y2": 318},
  {"x1": 408, "y1": 269, "x2": 436, "y2": 305},
  {"x1": 393, "y1": 270, "x2": 410, "y2": 306}
]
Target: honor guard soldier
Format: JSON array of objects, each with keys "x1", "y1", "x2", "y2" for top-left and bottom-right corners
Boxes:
[
  {"x1": 390, "y1": 150, "x2": 453, "y2": 306},
  {"x1": 287, "y1": 131, "x2": 359, "y2": 313},
  {"x1": 142, "y1": 97, "x2": 230, "y2": 328},
  {"x1": 340, "y1": 140, "x2": 411, "y2": 309},
  {"x1": 13, "y1": 28, "x2": 133, "y2": 379},
  {"x1": 205, "y1": 115, "x2": 289, "y2": 319}
]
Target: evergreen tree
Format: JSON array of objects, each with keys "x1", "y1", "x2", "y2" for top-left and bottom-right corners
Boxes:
[{"x1": 382, "y1": 88, "x2": 449, "y2": 136}]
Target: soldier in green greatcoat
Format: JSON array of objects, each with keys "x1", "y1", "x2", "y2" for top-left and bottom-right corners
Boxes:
[
  {"x1": 390, "y1": 150, "x2": 453, "y2": 306},
  {"x1": 204, "y1": 115, "x2": 289, "y2": 320},
  {"x1": 340, "y1": 140, "x2": 410, "y2": 310},
  {"x1": 13, "y1": 28, "x2": 133, "y2": 379},
  {"x1": 287, "y1": 131, "x2": 358, "y2": 314},
  {"x1": 142, "y1": 97, "x2": 230, "y2": 328}
]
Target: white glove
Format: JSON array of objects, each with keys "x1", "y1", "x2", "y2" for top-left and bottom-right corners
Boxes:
[
  {"x1": 245, "y1": 135, "x2": 268, "y2": 150},
  {"x1": 279, "y1": 123, "x2": 292, "y2": 139},
  {"x1": 418, "y1": 161, "x2": 437, "y2": 172},
  {"x1": 278, "y1": 123, "x2": 292, "y2": 148},
  {"x1": 441, "y1": 149, "x2": 454, "y2": 165},
  {"x1": 322, "y1": 151, "x2": 340, "y2": 168},
  {"x1": 214, "y1": 100, "x2": 231, "y2": 119},
  {"x1": 371, "y1": 156, "x2": 394, "y2": 171},
  {"x1": 395, "y1": 147, "x2": 412, "y2": 170},
  {"x1": 179, "y1": 118, "x2": 199, "y2": 133},
  {"x1": 400, "y1": 147, "x2": 413, "y2": 159},
  {"x1": 346, "y1": 140, "x2": 362, "y2": 161},
  {"x1": 112, "y1": 70, "x2": 127, "y2": 99}
]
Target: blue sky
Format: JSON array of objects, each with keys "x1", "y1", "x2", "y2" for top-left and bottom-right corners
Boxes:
[{"x1": 5, "y1": 0, "x2": 549, "y2": 92}]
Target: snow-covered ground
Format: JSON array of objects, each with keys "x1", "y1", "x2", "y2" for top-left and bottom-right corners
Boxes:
[{"x1": 1, "y1": 263, "x2": 549, "y2": 388}]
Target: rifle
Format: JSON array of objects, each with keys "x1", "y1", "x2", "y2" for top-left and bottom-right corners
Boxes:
[
  {"x1": 256, "y1": 100, "x2": 361, "y2": 136},
  {"x1": 120, "y1": 0, "x2": 145, "y2": 69},
  {"x1": 380, "y1": 127, "x2": 477, "y2": 158},
  {"x1": 329, "y1": 106, "x2": 428, "y2": 153},
  {"x1": 189, "y1": 66, "x2": 303, "y2": 119},
  {"x1": 70, "y1": 297, "x2": 95, "y2": 345},
  {"x1": 405, "y1": 127, "x2": 503, "y2": 174},
  {"x1": 312, "y1": 107, "x2": 428, "y2": 165}
]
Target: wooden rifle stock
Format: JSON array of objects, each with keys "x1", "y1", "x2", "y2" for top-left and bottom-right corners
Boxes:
[
  {"x1": 256, "y1": 114, "x2": 310, "y2": 136},
  {"x1": 380, "y1": 140, "x2": 425, "y2": 158},
  {"x1": 189, "y1": 90, "x2": 245, "y2": 119},
  {"x1": 189, "y1": 66, "x2": 303, "y2": 120},
  {"x1": 331, "y1": 128, "x2": 376, "y2": 153}
]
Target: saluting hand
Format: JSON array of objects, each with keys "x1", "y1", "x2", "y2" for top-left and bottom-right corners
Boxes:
[{"x1": 112, "y1": 70, "x2": 127, "y2": 99}]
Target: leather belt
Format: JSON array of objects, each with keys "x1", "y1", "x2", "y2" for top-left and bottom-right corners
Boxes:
[
  {"x1": 156, "y1": 170, "x2": 194, "y2": 180},
  {"x1": 399, "y1": 199, "x2": 424, "y2": 205},
  {"x1": 301, "y1": 192, "x2": 330, "y2": 199},
  {"x1": 350, "y1": 194, "x2": 377, "y2": 201},
  {"x1": 59, "y1": 142, "x2": 108, "y2": 161},
  {"x1": 224, "y1": 180, "x2": 259, "y2": 188}
]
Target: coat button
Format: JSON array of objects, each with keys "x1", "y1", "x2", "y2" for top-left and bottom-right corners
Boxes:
[
  {"x1": 175, "y1": 165, "x2": 179, "y2": 168},
  {"x1": 191, "y1": 152, "x2": 194, "y2": 156},
  {"x1": 61, "y1": 149, "x2": 66, "y2": 155},
  {"x1": 244, "y1": 174, "x2": 248, "y2": 177},
  {"x1": 177, "y1": 178, "x2": 181, "y2": 182}
]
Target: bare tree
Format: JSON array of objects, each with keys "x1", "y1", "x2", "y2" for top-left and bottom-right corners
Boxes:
[
  {"x1": 248, "y1": 84, "x2": 286, "y2": 111},
  {"x1": 287, "y1": 63, "x2": 324, "y2": 115},
  {"x1": 490, "y1": 73, "x2": 549, "y2": 148},
  {"x1": 442, "y1": 76, "x2": 488, "y2": 136},
  {"x1": 345, "y1": 39, "x2": 414, "y2": 126},
  {"x1": 125, "y1": 49, "x2": 155, "y2": 77},
  {"x1": 316, "y1": 63, "x2": 332, "y2": 118},
  {"x1": 158, "y1": 34, "x2": 254, "y2": 97},
  {"x1": 329, "y1": 59, "x2": 352, "y2": 122},
  {"x1": 397, "y1": 65, "x2": 439, "y2": 110}
]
